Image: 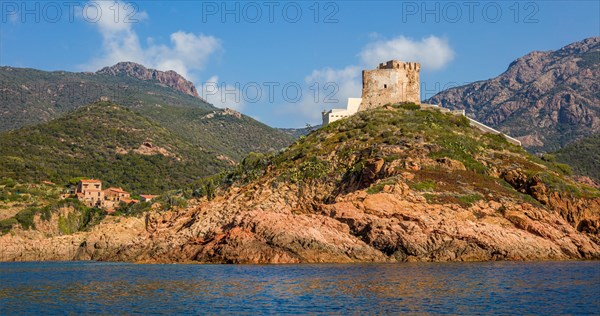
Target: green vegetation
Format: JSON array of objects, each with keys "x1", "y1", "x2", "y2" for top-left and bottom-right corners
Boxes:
[
  {"x1": 410, "y1": 180, "x2": 436, "y2": 192},
  {"x1": 0, "y1": 102, "x2": 228, "y2": 193},
  {"x1": 0, "y1": 218, "x2": 18, "y2": 234},
  {"x1": 114, "y1": 201, "x2": 154, "y2": 217},
  {"x1": 554, "y1": 133, "x2": 600, "y2": 182},
  {"x1": 1, "y1": 197, "x2": 105, "y2": 235},
  {"x1": 158, "y1": 193, "x2": 188, "y2": 211},
  {"x1": 0, "y1": 178, "x2": 162, "y2": 235},
  {"x1": 206, "y1": 103, "x2": 597, "y2": 209},
  {"x1": 136, "y1": 106, "x2": 293, "y2": 162},
  {"x1": 424, "y1": 193, "x2": 483, "y2": 208},
  {"x1": 366, "y1": 178, "x2": 397, "y2": 194},
  {"x1": 0, "y1": 67, "x2": 293, "y2": 162}
]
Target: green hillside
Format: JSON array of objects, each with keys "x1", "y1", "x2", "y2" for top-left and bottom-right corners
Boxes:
[
  {"x1": 0, "y1": 102, "x2": 227, "y2": 193},
  {"x1": 0, "y1": 66, "x2": 293, "y2": 161},
  {"x1": 215, "y1": 103, "x2": 598, "y2": 208},
  {"x1": 554, "y1": 133, "x2": 600, "y2": 182}
]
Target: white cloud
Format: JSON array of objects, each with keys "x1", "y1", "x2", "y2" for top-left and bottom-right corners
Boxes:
[
  {"x1": 360, "y1": 35, "x2": 454, "y2": 70},
  {"x1": 279, "y1": 65, "x2": 362, "y2": 123},
  {"x1": 199, "y1": 76, "x2": 246, "y2": 111},
  {"x1": 80, "y1": 1, "x2": 222, "y2": 81},
  {"x1": 279, "y1": 34, "x2": 454, "y2": 125},
  {"x1": 305, "y1": 65, "x2": 362, "y2": 110}
]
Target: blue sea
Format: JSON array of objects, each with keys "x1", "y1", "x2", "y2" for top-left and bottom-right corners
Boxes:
[{"x1": 0, "y1": 261, "x2": 598, "y2": 314}]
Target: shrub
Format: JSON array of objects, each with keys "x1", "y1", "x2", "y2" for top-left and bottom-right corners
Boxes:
[
  {"x1": 159, "y1": 194, "x2": 187, "y2": 211},
  {"x1": 396, "y1": 103, "x2": 420, "y2": 111},
  {"x1": 0, "y1": 218, "x2": 18, "y2": 235},
  {"x1": 410, "y1": 180, "x2": 436, "y2": 192},
  {"x1": 457, "y1": 194, "x2": 483, "y2": 207},
  {"x1": 0, "y1": 178, "x2": 16, "y2": 188},
  {"x1": 14, "y1": 207, "x2": 41, "y2": 230}
]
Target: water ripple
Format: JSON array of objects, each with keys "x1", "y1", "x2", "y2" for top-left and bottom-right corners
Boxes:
[{"x1": 0, "y1": 261, "x2": 598, "y2": 314}]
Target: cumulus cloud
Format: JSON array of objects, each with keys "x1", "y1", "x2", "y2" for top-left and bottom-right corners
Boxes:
[
  {"x1": 280, "y1": 65, "x2": 362, "y2": 123},
  {"x1": 81, "y1": 1, "x2": 221, "y2": 81},
  {"x1": 199, "y1": 76, "x2": 246, "y2": 111},
  {"x1": 304, "y1": 65, "x2": 362, "y2": 109},
  {"x1": 360, "y1": 35, "x2": 454, "y2": 70},
  {"x1": 282, "y1": 35, "x2": 454, "y2": 125}
]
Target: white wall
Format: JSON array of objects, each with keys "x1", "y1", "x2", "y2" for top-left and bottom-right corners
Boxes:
[{"x1": 322, "y1": 98, "x2": 362, "y2": 125}]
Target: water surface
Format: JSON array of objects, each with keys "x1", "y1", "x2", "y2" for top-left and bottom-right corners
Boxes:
[{"x1": 0, "y1": 261, "x2": 598, "y2": 314}]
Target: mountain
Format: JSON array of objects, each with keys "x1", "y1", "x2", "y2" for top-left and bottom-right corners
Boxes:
[
  {"x1": 277, "y1": 125, "x2": 321, "y2": 138},
  {"x1": 96, "y1": 62, "x2": 200, "y2": 98},
  {"x1": 0, "y1": 102, "x2": 227, "y2": 193},
  {"x1": 554, "y1": 133, "x2": 600, "y2": 183},
  {"x1": 425, "y1": 37, "x2": 600, "y2": 152},
  {"x1": 0, "y1": 64, "x2": 212, "y2": 130},
  {"x1": 0, "y1": 63, "x2": 293, "y2": 161},
  {"x1": 2, "y1": 104, "x2": 598, "y2": 262}
]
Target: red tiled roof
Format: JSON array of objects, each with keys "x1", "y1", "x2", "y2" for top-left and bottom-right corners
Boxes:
[
  {"x1": 80, "y1": 179, "x2": 102, "y2": 183},
  {"x1": 105, "y1": 187, "x2": 129, "y2": 194},
  {"x1": 121, "y1": 198, "x2": 139, "y2": 204}
]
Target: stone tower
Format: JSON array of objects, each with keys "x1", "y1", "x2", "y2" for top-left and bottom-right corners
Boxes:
[{"x1": 358, "y1": 60, "x2": 421, "y2": 111}]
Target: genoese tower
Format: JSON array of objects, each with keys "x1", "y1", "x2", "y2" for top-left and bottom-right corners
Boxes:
[{"x1": 322, "y1": 60, "x2": 421, "y2": 124}]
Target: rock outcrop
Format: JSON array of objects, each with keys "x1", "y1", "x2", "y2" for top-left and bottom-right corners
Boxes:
[
  {"x1": 97, "y1": 62, "x2": 200, "y2": 98},
  {"x1": 425, "y1": 37, "x2": 600, "y2": 152},
  {"x1": 2, "y1": 175, "x2": 598, "y2": 263}
]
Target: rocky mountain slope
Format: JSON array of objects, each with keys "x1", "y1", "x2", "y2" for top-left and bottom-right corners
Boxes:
[
  {"x1": 0, "y1": 64, "x2": 293, "y2": 161},
  {"x1": 0, "y1": 102, "x2": 226, "y2": 193},
  {"x1": 425, "y1": 37, "x2": 600, "y2": 152},
  {"x1": 96, "y1": 62, "x2": 200, "y2": 98},
  {"x1": 2, "y1": 104, "x2": 598, "y2": 263}
]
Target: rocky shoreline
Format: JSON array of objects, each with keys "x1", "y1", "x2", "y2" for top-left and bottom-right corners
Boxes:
[{"x1": 2, "y1": 178, "x2": 598, "y2": 264}]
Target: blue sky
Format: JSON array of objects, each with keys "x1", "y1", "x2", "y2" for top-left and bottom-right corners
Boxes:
[{"x1": 1, "y1": 1, "x2": 599, "y2": 127}]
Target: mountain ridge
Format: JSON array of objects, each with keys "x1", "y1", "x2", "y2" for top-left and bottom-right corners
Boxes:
[
  {"x1": 96, "y1": 62, "x2": 201, "y2": 99},
  {"x1": 425, "y1": 37, "x2": 600, "y2": 152}
]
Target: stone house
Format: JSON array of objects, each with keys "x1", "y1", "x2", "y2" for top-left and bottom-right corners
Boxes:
[
  {"x1": 103, "y1": 187, "x2": 131, "y2": 208},
  {"x1": 75, "y1": 179, "x2": 104, "y2": 207}
]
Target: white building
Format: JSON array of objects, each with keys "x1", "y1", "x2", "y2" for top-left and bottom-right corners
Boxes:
[{"x1": 322, "y1": 98, "x2": 362, "y2": 125}]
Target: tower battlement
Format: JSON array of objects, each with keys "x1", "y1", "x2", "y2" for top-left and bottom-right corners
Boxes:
[
  {"x1": 359, "y1": 60, "x2": 421, "y2": 111},
  {"x1": 377, "y1": 60, "x2": 421, "y2": 71}
]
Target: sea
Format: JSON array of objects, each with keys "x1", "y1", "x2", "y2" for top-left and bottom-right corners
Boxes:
[{"x1": 0, "y1": 261, "x2": 598, "y2": 315}]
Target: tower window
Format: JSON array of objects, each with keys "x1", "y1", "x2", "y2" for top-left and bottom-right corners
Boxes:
[{"x1": 384, "y1": 84, "x2": 387, "y2": 89}]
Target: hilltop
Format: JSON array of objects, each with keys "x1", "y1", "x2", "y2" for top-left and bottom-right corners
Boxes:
[
  {"x1": 96, "y1": 62, "x2": 200, "y2": 98},
  {"x1": 0, "y1": 64, "x2": 293, "y2": 161},
  {"x1": 426, "y1": 37, "x2": 600, "y2": 152},
  {"x1": 2, "y1": 104, "x2": 598, "y2": 263},
  {"x1": 0, "y1": 102, "x2": 227, "y2": 193}
]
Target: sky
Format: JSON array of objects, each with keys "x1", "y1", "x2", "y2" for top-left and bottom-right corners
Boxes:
[{"x1": 1, "y1": 0, "x2": 599, "y2": 128}]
